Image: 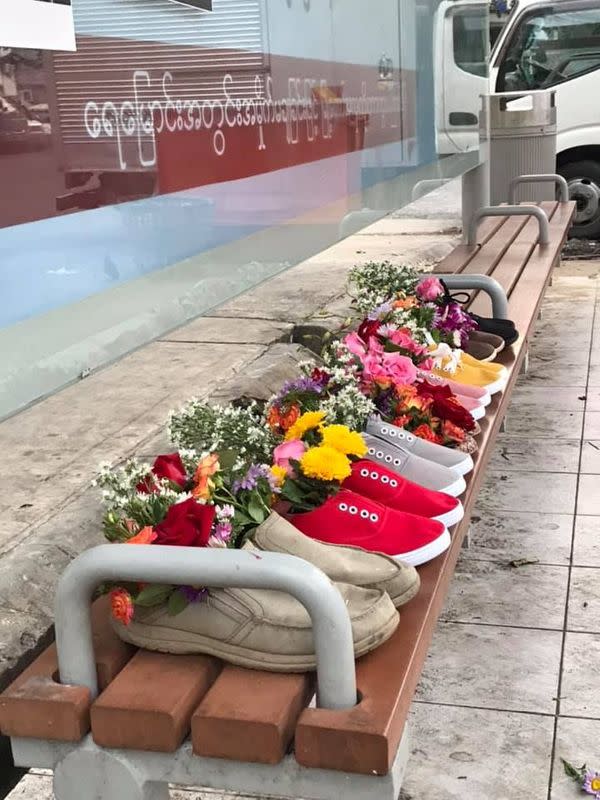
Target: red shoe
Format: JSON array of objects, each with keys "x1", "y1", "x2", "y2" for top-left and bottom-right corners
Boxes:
[
  {"x1": 287, "y1": 489, "x2": 451, "y2": 567},
  {"x1": 344, "y1": 459, "x2": 464, "y2": 529}
]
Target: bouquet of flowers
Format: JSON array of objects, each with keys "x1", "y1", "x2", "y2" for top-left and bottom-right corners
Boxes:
[
  {"x1": 271, "y1": 409, "x2": 368, "y2": 513},
  {"x1": 95, "y1": 448, "x2": 279, "y2": 624}
]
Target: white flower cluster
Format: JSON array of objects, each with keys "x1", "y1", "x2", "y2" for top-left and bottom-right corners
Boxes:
[
  {"x1": 348, "y1": 261, "x2": 420, "y2": 313},
  {"x1": 169, "y1": 399, "x2": 275, "y2": 464},
  {"x1": 320, "y1": 384, "x2": 375, "y2": 430}
]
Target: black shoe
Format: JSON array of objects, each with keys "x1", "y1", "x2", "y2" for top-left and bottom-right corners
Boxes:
[
  {"x1": 439, "y1": 280, "x2": 519, "y2": 346},
  {"x1": 468, "y1": 313, "x2": 519, "y2": 346}
]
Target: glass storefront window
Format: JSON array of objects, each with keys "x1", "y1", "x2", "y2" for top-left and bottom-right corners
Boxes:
[{"x1": 0, "y1": 0, "x2": 488, "y2": 418}]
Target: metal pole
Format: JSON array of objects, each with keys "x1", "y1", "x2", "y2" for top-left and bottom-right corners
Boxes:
[
  {"x1": 462, "y1": 160, "x2": 490, "y2": 243},
  {"x1": 54, "y1": 545, "x2": 357, "y2": 710}
]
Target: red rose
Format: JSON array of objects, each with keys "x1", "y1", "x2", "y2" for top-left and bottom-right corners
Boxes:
[
  {"x1": 154, "y1": 497, "x2": 215, "y2": 547},
  {"x1": 357, "y1": 319, "x2": 381, "y2": 344},
  {"x1": 417, "y1": 381, "x2": 475, "y2": 432},
  {"x1": 137, "y1": 453, "x2": 188, "y2": 493}
]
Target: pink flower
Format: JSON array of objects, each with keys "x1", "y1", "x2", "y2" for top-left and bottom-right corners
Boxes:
[
  {"x1": 416, "y1": 276, "x2": 444, "y2": 301},
  {"x1": 273, "y1": 439, "x2": 307, "y2": 474},
  {"x1": 343, "y1": 331, "x2": 367, "y2": 357},
  {"x1": 382, "y1": 352, "x2": 418, "y2": 385},
  {"x1": 386, "y1": 328, "x2": 428, "y2": 357}
]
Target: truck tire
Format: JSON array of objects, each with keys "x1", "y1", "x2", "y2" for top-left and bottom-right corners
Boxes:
[{"x1": 558, "y1": 160, "x2": 600, "y2": 239}]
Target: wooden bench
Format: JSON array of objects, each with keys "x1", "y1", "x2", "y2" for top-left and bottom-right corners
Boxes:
[{"x1": 0, "y1": 195, "x2": 576, "y2": 800}]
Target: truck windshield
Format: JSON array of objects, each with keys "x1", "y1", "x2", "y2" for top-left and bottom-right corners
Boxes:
[{"x1": 497, "y1": 3, "x2": 600, "y2": 90}]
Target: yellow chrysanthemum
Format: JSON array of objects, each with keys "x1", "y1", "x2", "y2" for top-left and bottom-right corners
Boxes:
[
  {"x1": 320, "y1": 425, "x2": 367, "y2": 458},
  {"x1": 285, "y1": 410, "x2": 327, "y2": 442},
  {"x1": 300, "y1": 445, "x2": 352, "y2": 482},
  {"x1": 270, "y1": 464, "x2": 288, "y2": 487}
]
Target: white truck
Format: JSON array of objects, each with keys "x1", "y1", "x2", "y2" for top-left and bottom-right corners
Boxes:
[{"x1": 437, "y1": 0, "x2": 600, "y2": 238}]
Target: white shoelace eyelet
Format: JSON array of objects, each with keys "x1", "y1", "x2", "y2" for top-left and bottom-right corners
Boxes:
[
  {"x1": 349, "y1": 505, "x2": 358, "y2": 515},
  {"x1": 360, "y1": 468, "x2": 369, "y2": 477},
  {"x1": 370, "y1": 513, "x2": 379, "y2": 522},
  {"x1": 390, "y1": 479, "x2": 398, "y2": 488},
  {"x1": 381, "y1": 426, "x2": 388, "y2": 434},
  {"x1": 390, "y1": 429, "x2": 397, "y2": 437},
  {"x1": 339, "y1": 502, "x2": 348, "y2": 511},
  {"x1": 394, "y1": 458, "x2": 402, "y2": 466},
  {"x1": 376, "y1": 451, "x2": 384, "y2": 458},
  {"x1": 360, "y1": 509, "x2": 369, "y2": 519},
  {"x1": 370, "y1": 470, "x2": 378, "y2": 479},
  {"x1": 398, "y1": 431, "x2": 405, "y2": 439},
  {"x1": 385, "y1": 455, "x2": 393, "y2": 463},
  {"x1": 382, "y1": 475, "x2": 389, "y2": 484}
]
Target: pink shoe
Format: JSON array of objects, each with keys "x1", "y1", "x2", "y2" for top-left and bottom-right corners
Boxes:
[
  {"x1": 456, "y1": 393, "x2": 487, "y2": 420},
  {"x1": 418, "y1": 370, "x2": 491, "y2": 405}
]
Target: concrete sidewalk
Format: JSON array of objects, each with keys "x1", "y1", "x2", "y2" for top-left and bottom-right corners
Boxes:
[{"x1": 6, "y1": 258, "x2": 600, "y2": 800}]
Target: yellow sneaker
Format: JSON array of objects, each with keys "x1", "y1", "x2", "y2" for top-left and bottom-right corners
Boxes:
[
  {"x1": 460, "y1": 352, "x2": 505, "y2": 375},
  {"x1": 430, "y1": 354, "x2": 507, "y2": 393}
]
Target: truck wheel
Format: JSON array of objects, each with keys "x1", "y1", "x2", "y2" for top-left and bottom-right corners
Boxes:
[{"x1": 559, "y1": 160, "x2": 600, "y2": 239}]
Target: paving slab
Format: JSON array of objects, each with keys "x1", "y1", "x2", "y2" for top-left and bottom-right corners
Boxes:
[
  {"x1": 416, "y1": 623, "x2": 562, "y2": 714},
  {"x1": 489, "y1": 437, "x2": 581, "y2": 472},
  {"x1": 576, "y1": 474, "x2": 600, "y2": 515},
  {"x1": 567, "y1": 567, "x2": 600, "y2": 634},
  {"x1": 579, "y1": 441, "x2": 600, "y2": 473},
  {"x1": 477, "y1": 470, "x2": 577, "y2": 515},
  {"x1": 467, "y1": 507, "x2": 573, "y2": 566},
  {"x1": 572, "y1": 516, "x2": 600, "y2": 567},
  {"x1": 551, "y1": 717, "x2": 600, "y2": 799},
  {"x1": 161, "y1": 317, "x2": 293, "y2": 345},
  {"x1": 403, "y1": 703, "x2": 554, "y2": 800},
  {"x1": 441, "y1": 559, "x2": 569, "y2": 630},
  {"x1": 560, "y1": 631, "x2": 600, "y2": 718},
  {"x1": 508, "y1": 385, "x2": 587, "y2": 412}
]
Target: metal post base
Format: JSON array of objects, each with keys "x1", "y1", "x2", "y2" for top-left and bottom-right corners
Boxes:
[
  {"x1": 500, "y1": 415, "x2": 508, "y2": 433},
  {"x1": 520, "y1": 350, "x2": 530, "y2": 375},
  {"x1": 11, "y1": 726, "x2": 412, "y2": 800}
]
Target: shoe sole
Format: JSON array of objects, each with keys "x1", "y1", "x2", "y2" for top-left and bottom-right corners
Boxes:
[
  {"x1": 470, "y1": 404, "x2": 485, "y2": 421},
  {"x1": 444, "y1": 474, "x2": 466, "y2": 497},
  {"x1": 388, "y1": 577, "x2": 421, "y2": 608},
  {"x1": 114, "y1": 607, "x2": 400, "y2": 672},
  {"x1": 393, "y1": 527, "x2": 451, "y2": 567},
  {"x1": 448, "y1": 452, "x2": 474, "y2": 477},
  {"x1": 434, "y1": 501, "x2": 464, "y2": 529},
  {"x1": 482, "y1": 373, "x2": 507, "y2": 395}
]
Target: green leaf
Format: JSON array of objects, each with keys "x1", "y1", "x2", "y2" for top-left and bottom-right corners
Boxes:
[
  {"x1": 247, "y1": 495, "x2": 267, "y2": 523},
  {"x1": 561, "y1": 758, "x2": 586, "y2": 781},
  {"x1": 218, "y1": 449, "x2": 238, "y2": 471},
  {"x1": 135, "y1": 584, "x2": 172, "y2": 607},
  {"x1": 167, "y1": 590, "x2": 190, "y2": 616}
]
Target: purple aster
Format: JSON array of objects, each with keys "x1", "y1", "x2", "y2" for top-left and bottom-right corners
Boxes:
[
  {"x1": 279, "y1": 377, "x2": 324, "y2": 396},
  {"x1": 232, "y1": 463, "x2": 278, "y2": 493},
  {"x1": 368, "y1": 301, "x2": 393, "y2": 320},
  {"x1": 179, "y1": 585, "x2": 208, "y2": 603},
  {"x1": 583, "y1": 770, "x2": 600, "y2": 797}
]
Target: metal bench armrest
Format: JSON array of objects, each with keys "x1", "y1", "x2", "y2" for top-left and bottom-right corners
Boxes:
[
  {"x1": 508, "y1": 173, "x2": 569, "y2": 204},
  {"x1": 431, "y1": 273, "x2": 509, "y2": 318},
  {"x1": 55, "y1": 545, "x2": 357, "y2": 710},
  {"x1": 467, "y1": 205, "x2": 550, "y2": 247}
]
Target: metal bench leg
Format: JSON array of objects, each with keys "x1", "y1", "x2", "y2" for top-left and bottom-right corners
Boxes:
[
  {"x1": 54, "y1": 746, "x2": 169, "y2": 800},
  {"x1": 462, "y1": 525, "x2": 472, "y2": 549},
  {"x1": 520, "y1": 350, "x2": 530, "y2": 375},
  {"x1": 500, "y1": 415, "x2": 508, "y2": 433}
]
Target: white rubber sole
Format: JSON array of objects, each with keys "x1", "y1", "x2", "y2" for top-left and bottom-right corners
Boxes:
[
  {"x1": 470, "y1": 404, "x2": 486, "y2": 421},
  {"x1": 483, "y1": 374, "x2": 508, "y2": 395},
  {"x1": 443, "y1": 474, "x2": 466, "y2": 497},
  {"x1": 447, "y1": 452, "x2": 474, "y2": 477},
  {"x1": 434, "y1": 500, "x2": 464, "y2": 529},
  {"x1": 393, "y1": 527, "x2": 451, "y2": 567}
]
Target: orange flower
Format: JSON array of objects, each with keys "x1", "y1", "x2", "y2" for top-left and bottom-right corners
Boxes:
[
  {"x1": 413, "y1": 424, "x2": 443, "y2": 444},
  {"x1": 126, "y1": 526, "x2": 157, "y2": 545},
  {"x1": 267, "y1": 404, "x2": 300, "y2": 433},
  {"x1": 393, "y1": 296, "x2": 418, "y2": 310},
  {"x1": 442, "y1": 420, "x2": 466, "y2": 443},
  {"x1": 393, "y1": 414, "x2": 411, "y2": 427},
  {"x1": 192, "y1": 453, "x2": 220, "y2": 501},
  {"x1": 110, "y1": 588, "x2": 134, "y2": 626}
]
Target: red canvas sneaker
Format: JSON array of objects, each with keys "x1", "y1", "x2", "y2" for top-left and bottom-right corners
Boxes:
[
  {"x1": 344, "y1": 459, "x2": 464, "y2": 528},
  {"x1": 287, "y1": 489, "x2": 451, "y2": 567}
]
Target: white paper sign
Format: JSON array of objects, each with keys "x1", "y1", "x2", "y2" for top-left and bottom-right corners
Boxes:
[{"x1": 0, "y1": 0, "x2": 76, "y2": 51}]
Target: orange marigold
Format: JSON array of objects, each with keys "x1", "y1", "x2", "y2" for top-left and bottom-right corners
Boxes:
[
  {"x1": 126, "y1": 526, "x2": 157, "y2": 545},
  {"x1": 110, "y1": 588, "x2": 134, "y2": 626}
]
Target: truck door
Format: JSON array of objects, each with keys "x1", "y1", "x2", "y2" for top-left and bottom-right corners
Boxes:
[{"x1": 436, "y1": 0, "x2": 489, "y2": 155}]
